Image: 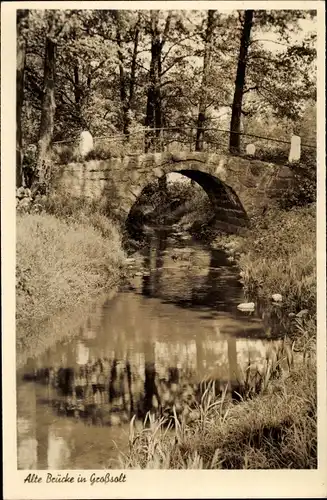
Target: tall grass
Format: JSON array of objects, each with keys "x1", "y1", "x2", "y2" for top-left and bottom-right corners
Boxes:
[
  {"x1": 121, "y1": 357, "x2": 316, "y2": 469},
  {"x1": 217, "y1": 204, "x2": 316, "y2": 316},
  {"x1": 16, "y1": 212, "x2": 126, "y2": 351}
]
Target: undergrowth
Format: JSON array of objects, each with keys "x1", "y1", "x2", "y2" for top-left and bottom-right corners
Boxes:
[
  {"x1": 16, "y1": 211, "x2": 126, "y2": 350},
  {"x1": 216, "y1": 204, "x2": 316, "y2": 317},
  {"x1": 121, "y1": 355, "x2": 316, "y2": 469}
]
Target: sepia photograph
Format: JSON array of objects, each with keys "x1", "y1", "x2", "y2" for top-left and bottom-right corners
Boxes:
[{"x1": 1, "y1": 0, "x2": 326, "y2": 498}]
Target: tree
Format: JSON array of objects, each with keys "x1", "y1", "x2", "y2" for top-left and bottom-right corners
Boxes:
[
  {"x1": 145, "y1": 11, "x2": 172, "y2": 153},
  {"x1": 55, "y1": 10, "x2": 117, "y2": 139},
  {"x1": 112, "y1": 10, "x2": 141, "y2": 138},
  {"x1": 229, "y1": 10, "x2": 254, "y2": 154},
  {"x1": 230, "y1": 10, "x2": 316, "y2": 154},
  {"x1": 33, "y1": 11, "x2": 71, "y2": 192},
  {"x1": 195, "y1": 10, "x2": 217, "y2": 151},
  {"x1": 35, "y1": 27, "x2": 56, "y2": 191},
  {"x1": 20, "y1": 9, "x2": 316, "y2": 168},
  {"x1": 16, "y1": 10, "x2": 29, "y2": 187}
]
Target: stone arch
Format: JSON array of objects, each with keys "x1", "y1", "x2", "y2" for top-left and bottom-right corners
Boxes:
[
  {"x1": 57, "y1": 151, "x2": 293, "y2": 229},
  {"x1": 57, "y1": 151, "x2": 294, "y2": 228},
  {"x1": 125, "y1": 167, "x2": 249, "y2": 237}
]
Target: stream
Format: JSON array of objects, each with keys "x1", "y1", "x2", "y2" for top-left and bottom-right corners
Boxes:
[{"x1": 17, "y1": 227, "x2": 284, "y2": 470}]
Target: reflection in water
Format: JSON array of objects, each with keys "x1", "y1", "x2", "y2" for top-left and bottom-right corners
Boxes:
[
  {"x1": 47, "y1": 424, "x2": 71, "y2": 469},
  {"x1": 17, "y1": 384, "x2": 38, "y2": 469},
  {"x1": 17, "y1": 228, "x2": 285, "y2": 470}
]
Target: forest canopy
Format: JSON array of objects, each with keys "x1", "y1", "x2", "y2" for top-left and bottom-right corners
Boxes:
[{"x1": 16, "y1": 9, "x2": 317, "y2": 188}]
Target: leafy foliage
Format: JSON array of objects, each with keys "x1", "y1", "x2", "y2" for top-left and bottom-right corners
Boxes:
[
  {"x1": 280, "y1": 151, "x2": 316, "y2": 208},
  {"x1": 20, "y1": 9, "x2": 316, "y2": 160},
  {"x1": 235, "y1": 204, "x2": 316, "y2": 315}
]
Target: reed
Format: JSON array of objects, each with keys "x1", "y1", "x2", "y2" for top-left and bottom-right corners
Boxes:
[{"x1": 121, "y1": 355, "x2": 316, "y2": 469}]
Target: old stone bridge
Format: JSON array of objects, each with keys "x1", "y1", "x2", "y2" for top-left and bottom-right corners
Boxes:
[{"x1": 56, "y1": 151, "x2": 293, "y2": 232}]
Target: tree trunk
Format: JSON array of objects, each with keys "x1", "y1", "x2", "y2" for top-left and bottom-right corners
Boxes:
[
  {"x1": 195, "y1": 111, "x2": 206, "y2": 152},
  {"x1": 145, "y1": 11, "x2": 171, "y2": 155},
  {"x1": 16, "y1": 10, "x2": 28, "y2": 187},
  {"x1": 71, "y1": 27, "x2": 83, "y2": 130},
  {"x1": 34, "y1": 34, "x2": 56, "y2": 193},
  {"x1": 73, "y1": 65, "x2": 81, "y2": 105},
  {"x1": 145, "y1": 12, "x2": 171, "y2": 195},
  {"x1": 128, "y1": 14, "x2": 141, "y2": 112},
  {"x1": 113, "y1": 11, "x2": 130, "y2": 138},
  {"x1": 195, "y1": 10, "x2": 216, "y2": 152},
  {"x1": 145, "y1": 12, "x2": 161, "y2": 152},
  {"x1": 113, "y1": 11, "x2": 142, "y2": 139},
  {"x1": 229, "y1": 10, "x2": 254, "y2": 154},
  {"x1": 73, "y1": 63, "x2": 84, "y2": 129},
  {"x1": 112, "y1": 12, "x2": 142, "y2": 140}
]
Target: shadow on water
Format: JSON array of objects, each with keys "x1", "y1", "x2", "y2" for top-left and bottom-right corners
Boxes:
[{"x1": 17, "y1": 226, "x2": 287, "y2": 469}]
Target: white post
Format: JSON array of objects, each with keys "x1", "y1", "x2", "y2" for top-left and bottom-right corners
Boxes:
[
  {"x1": 79, "y1": 130, "x2": 94, "y2": 158},
  {"x1": 288, "y1": 135, "x2": 301, "y2": 163},
  {"x1": 246, "y1": 143, "x2": 256, "y2": 156}
]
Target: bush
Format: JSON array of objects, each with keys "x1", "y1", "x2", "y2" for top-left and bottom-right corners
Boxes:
[
  {"x1": 247, "y1": 145, "x2": 289, "y2": 165},
  {"x1": 22, "y1": 145, "x2": 38, "y2": 187},
  {"x1": 240, "y1": 205, "x2": 316, "y2": 314},
  {"x1": 130, "y1": 179, "x2": 213, "y2": 232},
  {"x1": 53, "y1": 138, "x2": 143, "y2": 165},
  {"x1": 214, "y1": 204, "x2": 316, "y2": 321},
  {"x1": 280, "y1": 151, "x2": 316, "y2": 209},
  {"x1": 53, "y1": 143, "x2": 76, "y2": 164}
]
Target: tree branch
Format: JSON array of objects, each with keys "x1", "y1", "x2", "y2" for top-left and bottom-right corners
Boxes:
[
  {"x1": 249, "y1": 38, "x2": 290, "y2": 48},
  {"x1": 134, "y1": 59, "x2": 150, "y2": 73},
  {"x1": 243, "y1": 84, "x2": 258, "y2": 94},
  {"x1": 26, "y1": 48, "x2": 44, "y2": 58},
  {"x1": 60, "y1": 70, "x2": 76, "y2": 87},
  {"x1": 248, "y1": 53, "x2": 277, "y2": 63},
  {"x1": 90, "y1": 58, "x2": 108, "y2": 77},
  {"x1": 161, "y1": 11, "x2": 173, "y2": 47},
  {"x1": 162, "y1": 85, "x2": 198, "y2": 107},
  {"x1": 161, "y1": 34, "x2": 199, "y2": 65},
  {"x1": 238, "y1": 11, "x2": 244, "y2": 28},
  {"x1": 57, "y1": 89, "x2": 77, "y2": 108},
  {"x1": 204, "y1": 98, "x2": 217, "y2": 110},
  {"x1": 160, "y1": 54, "x2": 191, "y2": 77}
]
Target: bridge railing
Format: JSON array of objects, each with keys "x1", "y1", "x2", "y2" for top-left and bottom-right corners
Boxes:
[{"x1": 46, "y1": 125, "x2": 316, "y2": 165}]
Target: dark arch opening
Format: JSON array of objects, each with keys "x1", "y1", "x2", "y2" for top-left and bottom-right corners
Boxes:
[{"x1": 125, "y1": 169, "x2": 249, "y2": 241}]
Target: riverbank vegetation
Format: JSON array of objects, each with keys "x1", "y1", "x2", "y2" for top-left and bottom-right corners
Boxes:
[
  {"x1": 16, "y1": 197, "x2": 126, "y2": 357},
  {"x1": 218, "y1": 204, "x2": 316, "y2": 315},
  {"x1": 127, "y1": 179, "x2": 212, "y2": 240},
  {"x1": 122, "y1": 357, "x2": 316, "y2": 469}
]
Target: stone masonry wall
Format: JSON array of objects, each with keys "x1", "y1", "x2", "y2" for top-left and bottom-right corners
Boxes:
[{"x1": 55, "y1": 152, "x2": 293, "y2": 220}]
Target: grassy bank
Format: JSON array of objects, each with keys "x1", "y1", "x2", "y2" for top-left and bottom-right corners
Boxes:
[
  {"x1": 16, "y1": 203, "x2": 126, "y2": 356},
  {"x1": 215, "y1": 204, "x2": 316, "y2": 317},
  {"x1": 122, "y1": 204, "x2": 316, "y2": 469},
  {"x1": 122, "y1": 359, "x2": 316, "y2": 469}
]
